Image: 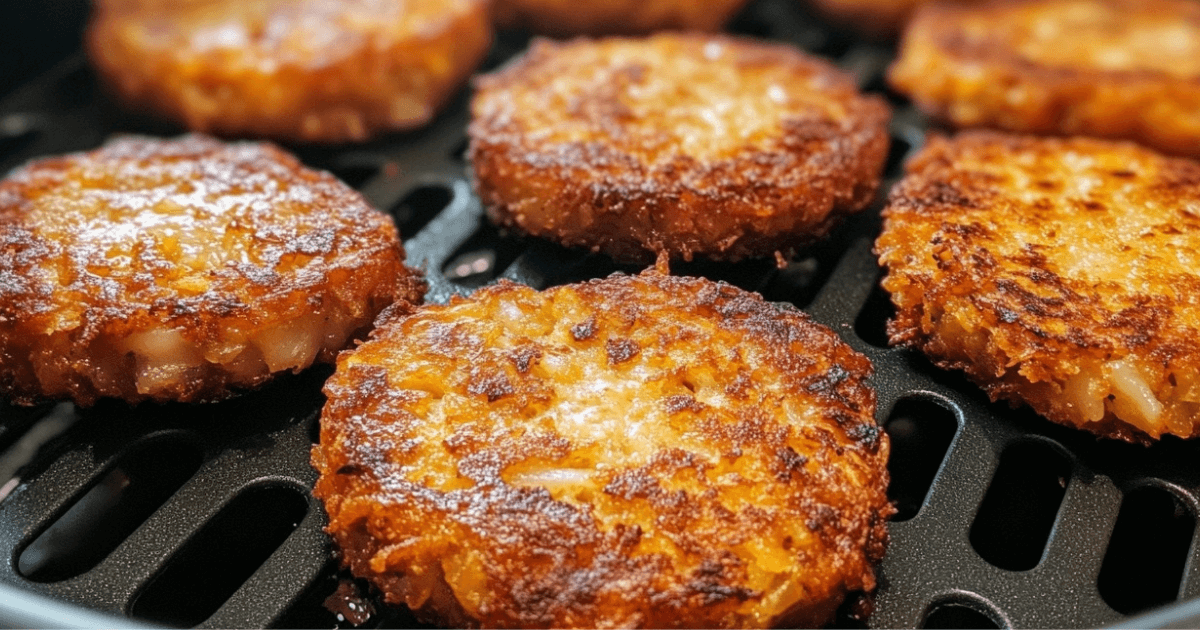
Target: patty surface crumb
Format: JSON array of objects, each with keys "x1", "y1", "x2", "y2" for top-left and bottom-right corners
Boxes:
[
  {"x1": 889, "y1": 0, "x2": 1200, "y2": 158},
  {"x1": 87, "y1": 0, "x2": 492, "y2": 143},
  {"x1": 470, "y1": 33, "x2": 890, "y2": 263},
  {"x1": 877, "y1": 131, "x2": 1200, "y2": 442},
  {"x1": 313, "y1": 270, "x2": 892, "y2": 628},
  {"x1": 0, "y1": 134, "x2": 424, "y2": 406}
]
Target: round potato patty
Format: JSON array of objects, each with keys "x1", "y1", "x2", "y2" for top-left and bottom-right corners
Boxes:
[
  {"x1": 888, "y1": 0, "x2": 1200, "y2": 158},
  {"x1": 87, "y1": 0, "x2": 492, "y2": 143},
  {"x1": 469, "y1": 33, "x2": 891, "y2": 263},
  {"x1": 0, "y1": 134, "x2": 424, "y2": 406},
  {"x1": 877, "y1": 131, "x2": 1200, "y2": 442},
  {"x1": 491, "y1": 0, "x2": 750, "y2": 36},
  {"x1": 312, "y1": 271, "x2": 892, "y2": 628}
]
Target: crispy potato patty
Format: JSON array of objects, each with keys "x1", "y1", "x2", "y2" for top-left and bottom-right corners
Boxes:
[
  {"x1": 312, "y1": 271, "x2": 891, "y2": 628},
  {"x1": 87, "y1": 0, "x2": 492, "y2": 143},
  {"x1": 889, "y1": 0, "x2": 1200, "y2": 158},
  {"x1": 469, "y1": 34, "x2": 890, "y2": 263},
  {"x1": 877, "y1": 131, "x2": 1200, "y2": 442},
  {"x1": 0, "y1": 134, "x2": 424, "y2": 406},
  {"x1": 491, "y1": 0, "x2": 750, "y2": 36}
]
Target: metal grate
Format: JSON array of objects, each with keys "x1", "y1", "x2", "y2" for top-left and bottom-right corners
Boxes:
[{"x1": 1, "y1": 0, "x2": 1199, "y2": 627}]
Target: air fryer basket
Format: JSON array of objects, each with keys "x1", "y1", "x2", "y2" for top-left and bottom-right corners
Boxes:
[{"x1": 1, "y1": 0, "x2": 1199, "y2": 627}]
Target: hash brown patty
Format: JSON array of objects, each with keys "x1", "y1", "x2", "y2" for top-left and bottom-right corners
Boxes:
[
  {"x1": 491, "y1": 0, "x2": 750, "y2": 36},
  {"x1": 312, "y1": 271, "x2": 892, "y2": 628},
  {"x1": 469, "y1": 33, "x2": 891, "y2": 263},
  {"x1": 87, "y1": 0, "x2": 492, "y2": 143},
  {"x1": 0, "y1": 134, "x2": 424, "y2": 406},
  {"x1": 876, "y1": 131, "x2": 1200, "y2": 442},
  {"x1": 888, "y1": 0, "x2": 1200, "y2": 158}
]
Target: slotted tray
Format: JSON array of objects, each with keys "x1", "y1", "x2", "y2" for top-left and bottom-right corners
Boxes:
[{"x1": 1, "y1": 0, "x2": 1199, "y2": 627}]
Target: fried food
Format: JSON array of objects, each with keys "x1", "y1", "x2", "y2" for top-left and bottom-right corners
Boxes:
[
  {"x1": 0, "y1": 134, "x2": 424, "y2": 406},
  {"x1": 312, "y1": 271, "x2": 892, "y2": 628},
  {"x1": 888, "y1": 0, "x2": 1200, "y2": 158},
  {"x1": 469, "y1": 34, "x2": 891, "y2": 263},
  {"x1": 87, "y1": 0, "x2": 492, "y2": 143},
  {"x1": 876, "y1": 131, "x2": 1200, "y2": 442},
  {"x1": 491, "y1": 0, "x2": 750, "y2": 36}
]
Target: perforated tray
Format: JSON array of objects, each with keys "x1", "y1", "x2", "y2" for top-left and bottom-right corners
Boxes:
[{"x1": 1, "y1": 0, "x2": 1199, "y2": 627}]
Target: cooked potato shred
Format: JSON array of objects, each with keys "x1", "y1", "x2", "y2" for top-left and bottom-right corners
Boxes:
[
  {"x1": 313, "y1": 271, "x2": 891, "y2": 628},
  {"x1": 0, "y1": 134, "x2": 424, "y2": 405},
  {"x1": 877, "y1": 131, "x2": 1200, "y2": 441},
  {"x1": 88, "y1": 0, "x2": 492, "y2": 142}
]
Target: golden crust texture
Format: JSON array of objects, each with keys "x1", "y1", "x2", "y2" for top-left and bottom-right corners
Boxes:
[
  {"x1": 889, "y1": 0, "x2": 1200, "y2": 158},
  {"x1": 0, "y1": 134, "x2": 425, "y2": 406},
  {"x1": 87, "y1": 0, "x2": 492, "y2": 143},
  {"x1": 469, "y1": 34, "x2": 891, "y2": 263},
  {"x1": 312, "y1": 271, "x2": 892, "y2": 628},
  {"x1": 876, "y1": 131, "x2": 1200, "y2": 442},
  {"x1": 491, "y1": 0, "x2": 751, "y2": 36}
]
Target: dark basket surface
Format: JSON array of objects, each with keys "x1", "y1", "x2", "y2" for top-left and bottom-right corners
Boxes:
[{"x1": 1, "y1": 0, "x2": 1199, "y2": 628}]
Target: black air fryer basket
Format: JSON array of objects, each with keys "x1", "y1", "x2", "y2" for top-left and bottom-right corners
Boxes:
[{"x1": 1, "y1": 0, "x2": 1199, "y2": 627}]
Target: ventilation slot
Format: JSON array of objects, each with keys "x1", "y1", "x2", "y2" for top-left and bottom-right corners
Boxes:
[
  {"x1": 17, "y1": 437, "x2": 202, "y2": 582},
  {"x1": 129, "y1": 484, "x2": 308, "y2": 627},
  {"x1": 854, "y1": 279, "x2": 895, "y2": 348},
  {"x1": 969, "y1": 440, "x2": 1070, "y2": 571},
  {"x1": 884, "y1": 397, "x2": 958, "y2": 522},
  {"x1": 394, "y1": 184, "x2": 453, "y2": 238},
  {"x1": 922, "y1": 602, "x2": 1001, "y2": 629},
  {"x1": 448, "y1": 136, "x2": 468, "y2": 161},
  {"x1": 442, "y1": 222, "x2": 525, "y2": 288},
  {"x1": 1098, "y1": 485, "x2": 1195, "y2": 615}
]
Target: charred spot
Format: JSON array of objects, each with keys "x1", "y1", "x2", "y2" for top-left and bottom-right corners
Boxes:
[
  {"x1": 845, "y1": 422, "x2": 882, "y2": 451},
  {"x1": 684, "y1": 559, "x2": 758, "y2": 605},
  {"x1": 1110, "y1": 169, "x2": 1137, "y2": 178},
  {"x1": 603, "y1": 468, "x2": 660, "y2": 500},
  {"x1": 509, "y1": 345, "x2": 543, "y2": 373},
  {"x1": 921, "y1": 181, "x2": 977, "y2": 209},
  {"x1": 466, "y1": 368, "x2": 515, "y2": 402},
  {"x1": 805, "y1": 503, "x2": 840, "y2": 532},
  {"x1": 336, "y1": 464, "x2": 365, "y2": 476},
  {"x1": 664, "y1": 394, "x2": 703, "y2": 414},
  {"x1": 606, "y1": 338, "x2": 640, "y2": 364},
  {"x1": 1081, "y1": 200, "x2": 1106, "y2": 212},
  {"x1": 570, "y1": 317, "x2": 597, "y2": 341},
  {"x1": 774, "y1": 446, "x2": 809, "y2": 480}
]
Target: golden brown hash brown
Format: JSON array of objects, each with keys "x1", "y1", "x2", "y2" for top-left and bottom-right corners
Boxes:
[
  {"x1": 87, "y1": 0, "x2": 492, "y2": 143},
  {"x1": 312, "y1": 271, "x2": 892, "y2": 628},
  {"x1": 876, "y1": 131, "x2": 1200, "y2": 442},
  {"x1": 469, "y1": 34, "x2": 890, "y2": 263},
  {"x1": 889, "y1": 0, "x2": 1200, "y2": 158},
  {"x1": 491, "y1": 0, "x2": 750, "y2": 36},
  {"x1": 0, "y1": 134, "x2": 425, "y2": 406}
]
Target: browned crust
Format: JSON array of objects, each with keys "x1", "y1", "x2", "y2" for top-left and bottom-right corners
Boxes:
[
  {"x1": 86, "y1": 0, "x2": 493, "y2": 143},
  {"x1": 312, "y1": 271, "x2": 892, "y2": 628},
  {"x1": 888, "y1": 0, "x2": 1200, "y2": 158},
  {"x1": 876, "y1": 130, "x2": 1200, "y2": 442},
  {"x1": 491, "y1": 0, "x2": 751, "y2": 36},
  {"x1": 0, "y1": 134, "x2": 425, "y2": 405},
  {"x1": 469, "y1": 33, "x2": 891, "y2": 263}
]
